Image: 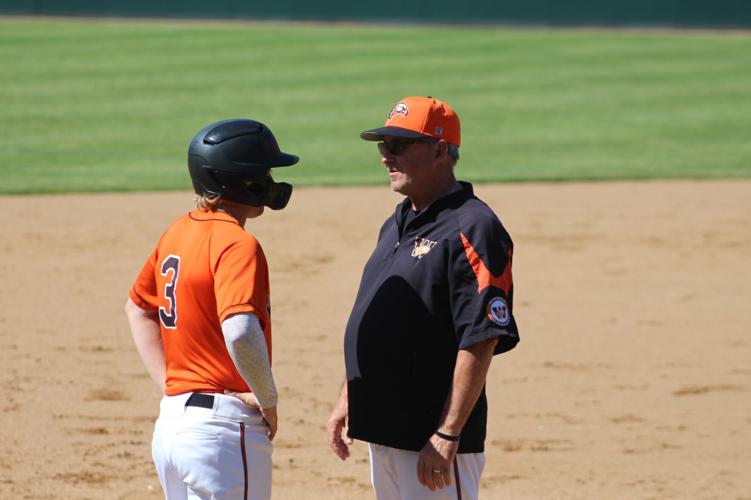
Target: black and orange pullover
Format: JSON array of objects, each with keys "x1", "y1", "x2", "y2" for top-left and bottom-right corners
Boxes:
[{"x1": 344, "y1": 182, "x2": 519, "y2": 453}]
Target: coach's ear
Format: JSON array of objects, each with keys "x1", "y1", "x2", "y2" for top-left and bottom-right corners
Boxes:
[{"x1": 435, "y1": 140, "x2": 447, "y2": 159}]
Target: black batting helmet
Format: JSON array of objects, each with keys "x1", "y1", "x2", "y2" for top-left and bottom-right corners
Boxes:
[{"x1": 188, "y1": 119, "x2": 299, "y2": 210}]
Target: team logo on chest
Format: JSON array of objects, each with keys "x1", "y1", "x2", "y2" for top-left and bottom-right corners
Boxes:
[{"x1": 411, "y1": 237, "x2": 437, "y2": 259}]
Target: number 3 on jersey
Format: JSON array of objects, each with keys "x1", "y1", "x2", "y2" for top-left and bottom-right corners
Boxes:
[{"x1": 159, "y1": 255, "x2": 180, "y2": 329}]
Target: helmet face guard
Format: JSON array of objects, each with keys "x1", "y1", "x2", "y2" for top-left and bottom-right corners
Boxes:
[
  {"x1": 187, "y1": 119, "x2": 299, "y2": 209},
  {"x1": 258, "y1": 179, "x2": 293, "y2": 210}
]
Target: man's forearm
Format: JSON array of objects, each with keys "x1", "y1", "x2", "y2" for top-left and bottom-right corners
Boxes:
[
  {"x1": 337, "y1": 380, "x2": 347, "y2": 401},
  {"x1": 222, "y1": 313, "x2": 278, "y2": 409},
  {"x1": 437, "y1": 338, "x2": 498, "y2": 436}
]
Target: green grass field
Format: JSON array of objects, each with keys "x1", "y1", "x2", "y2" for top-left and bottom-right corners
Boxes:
[{"x1": 1, "y1": 17, "x2": 749, "y2": 194}]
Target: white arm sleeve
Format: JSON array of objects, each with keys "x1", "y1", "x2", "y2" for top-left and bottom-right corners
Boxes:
[{"x1": 221, "y1": 313, "x2": 278, "y2": 409}]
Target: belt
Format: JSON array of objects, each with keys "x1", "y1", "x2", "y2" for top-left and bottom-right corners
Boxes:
[{"x1": 185, "y1": 393, "x2": 214, "y2": 409}]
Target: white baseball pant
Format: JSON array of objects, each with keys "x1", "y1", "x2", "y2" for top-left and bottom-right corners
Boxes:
[
  {"x1": 368, "y1": 443, "x2": 485, "y2": 500},
  {"x1": 151, "y1": 392, "x2": 272, "y2": 500}
]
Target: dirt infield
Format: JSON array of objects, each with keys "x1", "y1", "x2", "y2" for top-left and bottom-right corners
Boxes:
[{"x1": 1, "y1": 180, "x2": 749, "y2": 499}]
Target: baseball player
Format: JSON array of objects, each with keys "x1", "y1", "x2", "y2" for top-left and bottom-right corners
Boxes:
[
  {"x1": 327, "y1": 96, "x2": 519, "y2": 499},
  {"x1": 125, "y1": 119, "x2": 299, "y2": 500}
]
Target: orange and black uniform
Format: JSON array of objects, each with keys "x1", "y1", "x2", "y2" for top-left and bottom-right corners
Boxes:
[
  {"x1": 129, "y1": 209, "x2": 272, "y2": 396},
  {"x1": 344, "y1": 182, "x2": 519, "y2": 453}
]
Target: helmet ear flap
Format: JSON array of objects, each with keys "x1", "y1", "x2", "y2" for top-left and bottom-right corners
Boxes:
[{"x1": 204, "y1": 168, "x2": 227, "y2": 192}]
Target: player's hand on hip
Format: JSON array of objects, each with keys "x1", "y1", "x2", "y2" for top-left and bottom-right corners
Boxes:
[
  {"x1": 417, "y1": 434, "x2": 459, "y2": 491},
  {"x1": 224, "y1": 390, "x2": 261, "y2": 409},
  {"x1": 327, "y1": 399, "x2": 352, "y2": 460},
  {"x1": 259, "y1": 405, "x2": 278, "y2": 441},
  {"x1": 224, "y1": 390, "x2": 277, "y2": 440}
]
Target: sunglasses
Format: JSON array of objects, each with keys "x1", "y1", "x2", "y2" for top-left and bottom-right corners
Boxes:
[{"x1": 377, "y1": 138, "x2": 437, "y2": 156}]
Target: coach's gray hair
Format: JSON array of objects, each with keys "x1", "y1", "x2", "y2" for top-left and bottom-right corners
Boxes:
[{"x1": 448, "y1": 144, "x2": 460, "y2": 166}]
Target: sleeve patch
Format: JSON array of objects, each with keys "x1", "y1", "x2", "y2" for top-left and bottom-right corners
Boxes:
[{"x1": 487, "y1": 297, "x2": 511, "y2": 326}]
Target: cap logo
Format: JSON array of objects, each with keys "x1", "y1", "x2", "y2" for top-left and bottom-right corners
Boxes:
[
  {"x1": 389, "y1": 103, "x2": 409, "y2": 119},
  {"x1": 434, "y1": 126, "x2": 444, "y2": 136}
]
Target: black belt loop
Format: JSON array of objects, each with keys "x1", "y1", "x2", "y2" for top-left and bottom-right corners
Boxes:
[{"x1": 185, "y1": 393, "x2": 214, "y2": 409}]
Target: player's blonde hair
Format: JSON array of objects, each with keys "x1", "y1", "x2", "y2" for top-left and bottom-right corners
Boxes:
[{"x1": 195, "y1": 193, "x2": 222, "y2": 211}]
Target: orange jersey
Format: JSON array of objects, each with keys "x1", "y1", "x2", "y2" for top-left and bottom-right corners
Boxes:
[{"x1": 129, "y1": 209, "x2": 271, "y2": 396}]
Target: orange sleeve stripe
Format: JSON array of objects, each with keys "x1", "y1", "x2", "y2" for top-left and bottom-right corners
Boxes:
[{"x1": 460, "y1": 232, "x2": 513, "y2": 295}]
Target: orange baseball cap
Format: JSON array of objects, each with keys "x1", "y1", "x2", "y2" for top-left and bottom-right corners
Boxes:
[{"x1": 360, "y1": 96, "x2": 461, "y2": 147}]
